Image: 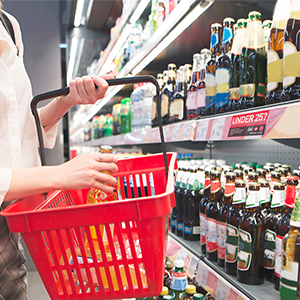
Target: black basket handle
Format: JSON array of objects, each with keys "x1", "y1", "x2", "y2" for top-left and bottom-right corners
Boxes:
[{"x1": 31, "y1": 75, "x2": 168, "y2": 177}]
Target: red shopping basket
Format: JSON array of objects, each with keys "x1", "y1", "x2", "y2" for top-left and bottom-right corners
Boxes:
[{"x1": 1, "y1": 76, "x2": 177, "y2": 300}]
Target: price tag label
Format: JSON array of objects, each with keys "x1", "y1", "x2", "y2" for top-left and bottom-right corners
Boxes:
[
  {"x1": 149, "y1": 128, "x2": 160, "y2": 143},
  {"x1": 195, "y1": 120, "x2": 209, "y2": 141},
  {"x1": 181, "y1": 122, "x2": 193, "y2": 141},
  {"x1": 186, "y1": 257, "x2": 199, "y2": 279},
  {"x1": 211, "y1": 117, "x2": 225, "y2": 140},
  {"x1": 163, "y1": 126, "x2": 173, "y2": 142},
  {"x1": 176, "y1": 248, "x2": 188, "y2": 263},
  {"x1": 195, "y1": 261, "x2": 209, "y2": 287},
  {"x1": 216, "y1": 279, "x2": 231, "y2": 300},
  {"x1": 172, "y1": 123, "x2": 182, "y2": 141}
]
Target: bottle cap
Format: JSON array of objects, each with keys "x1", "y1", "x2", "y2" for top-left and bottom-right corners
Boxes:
[
  {"x1": 193, "y1": 53, "x2": 201, "y2": 59},
  {"x1": 223, "y1": 17, "x2": 235, "y2": 24},
  {"x1": 263, "y1": 20, "x2": 272, "y2": 28},
  {"x1": 163, "y1": 296, "x2": 174, "y2": 300},
  {"x1": 186, "y1": 285, "x2": 196, "y2": 294},
  {"x1": 160, "y1": 286, "x2": 169, "y2": 296},
  {"x1": 200, "y1": 48, "x2": 210, "y2": 55},
  {"x1": 174, "y1": 260, "x2": 184, "y2": 268},
  {"x1": 211, "y1": 23, "x2": 222, "y2": 28},
  {"x1": 250, "y1": 162, "x2": 257, "y2": 167},
  {"x1": 168, "y1": 63, "x2": 177, "y2": 70},
  {"x1": 193, "y1": 294, "x2": 204, "y2": 300}
]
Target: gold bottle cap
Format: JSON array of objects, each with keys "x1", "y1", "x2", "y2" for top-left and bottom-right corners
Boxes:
[
  {"x1": 185, "y1": 285, "x2": 196, "y2": 294},
  {"x1": 99, "y1": 145, "x2": 113, "y2": 153},
  {"x1": 160, "y1": 286, "x2": 169, "y2": 296}
]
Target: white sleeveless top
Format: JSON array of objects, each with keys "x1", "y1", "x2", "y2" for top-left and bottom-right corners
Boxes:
[{"x1": 0, "y1": 12, "x2": 58, "y2": 204}]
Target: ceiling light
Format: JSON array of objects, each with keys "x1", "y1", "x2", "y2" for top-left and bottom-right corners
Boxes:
[
  {"x1": 67, "y1": 37, "x2": 79, "y2": 83},
  {"x1": 129, "y1": 0, "x2": 150, "y2": 24},
  {"x1": 74, "y1": 0, "x2": 85, "y2": 27}
]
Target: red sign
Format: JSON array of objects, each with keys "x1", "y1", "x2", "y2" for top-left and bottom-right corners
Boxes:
[{"x1": 228, "y1": 110, "x2": 269, "y2": 137}]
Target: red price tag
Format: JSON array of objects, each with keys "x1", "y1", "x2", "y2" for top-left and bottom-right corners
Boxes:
[{"x1": 228, "y1": 110, "x2": 269, "y2": 137}]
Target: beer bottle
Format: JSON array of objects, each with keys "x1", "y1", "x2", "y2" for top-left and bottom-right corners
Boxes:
[
  {"x1": 279, "y1": 190, "x2": 300, "y2": 299},
  {"x1": 257, "y1": 167, "x2": 267, "y2": 180},
  {"x1": 270, "y1": 170, "x2": 282, "y2": 199},
  {"x1": 205, "y1": 170, "x2": 221, "y2": 261},
  {"x1": 215, "y1": 17, "x2": 235, "y2": 114},
  {"x1": 237, "y1": 182, "x2": 264, "y2": 285},
  {"x1": 196, "y1": 49, "x2": 210, "y2": 117},
  {"x1": 274, "y1": 176, "x2": 298, "y2": 290},
  {"x1": 185, "y1": 64, "x2": 193, "y2": 86},
  {"x1": 184, "y1": 167, "x2": 201, "y2": 241},
  {"x1": 155, "y1": 286, "x2": 169, "y2": 300},
  {"x1": 199, "y1": 169, "x2": 211, "y2": 254},
  {"x1": 259, "y1": 179, "x2": 271, "y2": 219},
  {"x1": 282, "y1": 0, "x2": 300, "y2": 101},
  {"x1": 225, "y1": 179, "x2": 246, "y2": 275},
  {"x1": 239, "y1": 12, "x2": 267, "y2": 109},
  {"x1": 187, "y1": 54, "x2": 201, "y2": 119},
  {"x1": 172, "y1": 174, "x2": 182, "y2": 234},
  {"x1": 229, "y1": 18, "x2": 247, "y2": 111},
  {"x1": 233, "y1": 169, "x2": 243, "y2": 181},
  {"x1": 266, "y1": 0, "x2": 291, "y2": 104},
  {"x1": 161, "y1": 63, "x2": 177, "y2": 125},
  {"x1": 170, "y1": 66, "x2": 188, "y2": 123},
  {"x1": 206, "y1": 23, "x2": 222, "y2": 116},
  {"x1": 193, "y1": 294, "x2": 204, "y2": 300},
  {"x1": 263, "y1": 20, "x2": 272, "y2": 52},
  {"x1": 152, "y1": 73, "x2": 164, "y2": 128},
  {"x1": 218, "y1": 172, "x2": 235, "y2": 267}
]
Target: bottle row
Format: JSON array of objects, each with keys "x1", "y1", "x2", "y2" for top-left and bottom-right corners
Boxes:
[{"x1": 171, "y1": 156, "x2": 300, "y2": 299}]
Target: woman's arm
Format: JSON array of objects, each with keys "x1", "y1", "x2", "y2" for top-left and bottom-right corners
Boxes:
[
  {"x1": 4, "y1": 153, "x2": 118, "y2": 202},
  {"x1": 40, "y1": 75, "x2": 113, "y2": 131}
]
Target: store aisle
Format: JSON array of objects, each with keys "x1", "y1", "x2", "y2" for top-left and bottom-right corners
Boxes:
[{"x1": 27, "y1": 272, "x2": 50, "y2": 300}]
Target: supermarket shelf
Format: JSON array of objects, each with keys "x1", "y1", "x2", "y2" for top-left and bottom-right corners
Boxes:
[
  {"x1": 168, "y1": 233, "x2": 279, "y2": 300},
  {"x1": 72, "y1": 100, "x2": 300, "y2": 146}
]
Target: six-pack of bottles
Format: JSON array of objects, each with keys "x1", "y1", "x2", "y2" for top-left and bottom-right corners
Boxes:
[
  {"x1": 171, "y1": 156, "x2": 300, "y2": 298},
  {"x1": 152, "y1": 0, "x2": 299, "y2": 127}
]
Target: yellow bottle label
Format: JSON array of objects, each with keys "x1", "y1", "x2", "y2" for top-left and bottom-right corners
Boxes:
[
  {"x1": 283, "y1": 41, "x2": 300, "y2": 87},
  {"x1": 267, "y1": 49, "x2": 283, "y2": 92},
  {"x1": 169, "y1": 99, "x2": 184, "y2": 120},
  {"x1": 161, "y1": 94, "x2": 169, "y2": 117}
]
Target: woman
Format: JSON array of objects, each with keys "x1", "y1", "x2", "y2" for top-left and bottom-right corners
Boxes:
[{"x1": 0, "y1": 4, "x2": 118, "y2": 299}]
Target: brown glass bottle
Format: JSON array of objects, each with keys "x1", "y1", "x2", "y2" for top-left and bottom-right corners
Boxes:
[
  {"x1": 233, "y1": 169, "x2": 243, "y2": 181},
  {"x1": 205, "y1": 23, "x2": 222, "y2": 116},
  {"x1": 161, "y1": 63, "x2": 177, "y2": 125},
  {"x1": 218, "y1": 172, "x2": 235, "y2": 267},
  {"x1": 215, "y1": 17, "x2": 235, "y2": 114},
  {"x1": 205, "y1": 171, "x2": 221, "y2": 261},
  {"x1": 282, "y1": 0, "x2": 300, "y2": 102},
  {"x1": 259, "y1": 179, "x2": 271, "y2": 219},
  {"x1": 274, "y1": 176, "x2": 298, "y2": 290},
  {"x1": 199, "y1": 171, "x2": 211, "y2": 254},
  {"x1": 225, "y1": 179, "x2": 246, "y2": 275},
  {"x1": 237, "y1": 182, "x2": 264, "y2": 285},
  {"x1": 152, "y1": 73, "x2": 164, "y2": 127},
  {"x1": 187, "y1": 54, "x2": 201, "y2": 119}
]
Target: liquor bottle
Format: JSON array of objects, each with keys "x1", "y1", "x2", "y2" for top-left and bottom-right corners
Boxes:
[
  {"x1": 239, "y1": 11, "x2": 267, "y2": 109},
  {"x1": 199, "y1": 169, "x2": 211, "y2": 254},
  {"x1": 237, "y1": 182, "x2": 264, "y2": 285},
  {"x1": 215, "y1": 17, "x2": 235, "y2": 114},
  {"x1": 282, "y1": 0, "x2": 300, "y2": 101},
  {"x1": 187, "y1": 54, "x2": 201, "y2": 119},
  {"x1": 196, "y1": 49, "x2": 210, "y2": 117},
  {"x1": 225, "y1": 179, "x2": 246, "y2": 275},
  {"x1": 218, "y1": 172, "x2": 235, "y2": 267},
  {"x1": 279, "y1": 190, "x2": 300, "y2": 299},
  {"x1": 170, "y1": 66, "x2": 188, "y2": 123},
  {"x1": 184, "y1": 167, "x2": 201, "y2": 241},
  {"x1": 157, "y1": 0, "x2": 166, "y2": 28},
  {"x1": 205, "y1": 170, "x2": 221, "y2": 261},
  {"x1": 275, "y1": 176, "x2": 298, "y2": 290},
  {"x1": 185, "y1": 64, "x2": 193, "y2": 86},
  {"x1": 161, "y1": 63, "x2": 177, "y2": 125},
  {"x1": 206, "y1": 23, "x2": 222, "y2": 116},
  {"x1": 229, "y1": 19, "x2": 247, "y2": 111},
  {"x1": 266, "y1": 1, "x2": 291, "y2": 104},
  {"x1": 152, "y1": 73, "x2": 164, "y2": 127}
]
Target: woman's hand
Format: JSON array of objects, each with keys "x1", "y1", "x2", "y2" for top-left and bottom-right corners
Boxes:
[
  {"x1": 56, "y1": 153, "x2": 118, "y2": 193},
  {"x1": 60, "y1": 74, "x2": 114, "y2": 107}
]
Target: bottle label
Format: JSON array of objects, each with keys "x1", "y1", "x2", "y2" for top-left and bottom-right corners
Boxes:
[
  {"x1": 184, "y1": 225, "x2": 192, "y2": 234},
  {"x1": 232, "y1": 187, "x2": 246, "y2": 204},
  {"x1": 205, "y1": 73, "x2": 216, "y2": 109},
  {"x1": 260, "y1": 187, "x2": 271, "y2": 204},
  {"x1": 151, "y1": 101, "x2": 157, "y2": 120},
  {"x1": 157, "y1": 5, "x2": 165, "y2": 26},
  {"x1": 222, "y1": 27, "x2": 233, "y2": 44},
  {"x1": 224, "y1": 183, "x2": 235, "y2": 197},
  {"x1": 285, "y1": 185, "x2": 296, "y2": 209},
  {"x1": 211, "y1": 180, "x2": 221, "y2": 194},
  {"x1": 215, "y1": 68, "x2": 230, "y2": 108},
  {"x1": 196, "y1": 88, "x2": 206, "y2": 109},
  {"x1": 170, "y1": 271, "x2": 188, "y2": 291},
  {"x1": 275, "y1": 235, "x2": 283, "y2": 278},
  {"x1": 161, "y1": 94, "x2": 169, "y2": 117},
  {"x1": 264, "y1": 229, "x2": 276, "y2": 270},
  {"x1": 237, "y1": 229, "x2": 252, "y2": 271},
  {"x1": 283, "y1": 41, "x2": 300, "y2": 88},
  {"x1": 246, "y1": 190, "x2": 260, "y2": 208},
  {"x1": 217, "y1": 221, "x2": 226, "y2": 259},
  {"x1": 200, "y1": 213, "x2": 207, "y2": 246},
  {"x1": 171, "y1": 219, "x2": 176, "y2": 229},
  {"x1": 257, "y1": 83, "x2": 266, "y2": 98},
  {"x1": 280, "y1": 260, "x2": 299, "y2": 300},
  {"x1": 239, "y1": 83, "x2": 255, "y2": 98},
  {"x1": 271, "y1": 190, "x2": 285, "y2": 208},
  {"x1": 229, "y1": 87, "x2": 240, "y2": 101},
  {"x1": 206, "y1": 218, "x2": 218, "y2": 253},
  {"x1": 226, "y1": 224, "x2": 239, "y2": 263},
  {"x1": 186, "y1": 92, "x2": 197, "y2": 110},
  {"x1": 170, "y1": 98, "x2": 184, "y2": 120},
  {"x1": 267, "y1": 49, "x2": 282, "y2": 92},
  {"x1": 211, "y1": 33, "x2": 219, "y2": 49},
  {"x1": 177, "y1": 222, "x2": 184, "y2": 232}
]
